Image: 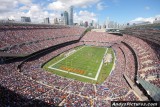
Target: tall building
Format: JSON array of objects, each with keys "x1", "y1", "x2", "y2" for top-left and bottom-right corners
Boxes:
[
  {"x1": 69, "y1": 6, "x2": 73, "y2": 25},
  {"x1": 64, "y1": 11, "x2": 69, "y2": 25},
  {"x1": 80, "y1": 21, "x2": 83, "y2": 26},
  {"x1": 60, "y1": 13, "x2": 64, "y2": 25},
  {"x1": 60, "y1": 11, "x2": 69, "y2": 25},
  {"x1": 110, "y1": 21, "x2": 115, "y2": 28},
  {"x1": 91, "y1": 20, "x2": 94, "y2": 26},
  {"x1": 84, "y1": 21, "x2": 88, "y2": 27},
  {"x1": 21, "y1": 17, "x2": 31, "y2": 22},
  {"x1": 103, "y1": 23, "x2": 106, "y2": 28},
  {"x1": 153, "y1": 17, "x2": 160, "y2": 24},
  {"x1": 89, "y1": 23, "x2": 93, "y2": 27},
  {"x1": 44, "y1": 17, "x2": 50, "y2": 24},
  {"x1": 54, "y1": 18, "x2": 59, "y2": 24},
  {"x1": 114, "y1": 22, "x2": 117, "y2": 28},
  {"x1": 106, "y1": 17, "x2": 110, "y2": 28}
]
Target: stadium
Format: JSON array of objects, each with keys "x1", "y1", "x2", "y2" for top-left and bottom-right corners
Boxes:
[{"x1": 0, "y1": 22, "x2": 160, "y2": 107}]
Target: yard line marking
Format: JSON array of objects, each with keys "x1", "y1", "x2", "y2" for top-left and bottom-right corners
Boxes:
[
  {"x1": 109, "y1": 50, "x2": 116, "y2": 76},
  {"x1": 48, "y1": 46, "x2": 84, "y2": 68},
  {"x1": 48, "y1": 47, "x2": 113, "y2": 81},
  {"x1": 95, "y1": 48, "x2": 108, "y2": 80},
  {"x1": 49, "y1": 67, "x2": 96, "y2": 80}
]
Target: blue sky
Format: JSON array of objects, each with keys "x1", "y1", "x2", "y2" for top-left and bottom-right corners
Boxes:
[{"x1": 0, "y1": 0, "x2": 160, "y2": 24}]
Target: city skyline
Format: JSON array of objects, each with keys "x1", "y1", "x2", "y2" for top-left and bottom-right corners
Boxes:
[{"x1": 0, "y1": 0, "x2": 160, "y2": 24}]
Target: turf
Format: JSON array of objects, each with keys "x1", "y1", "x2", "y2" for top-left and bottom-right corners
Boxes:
[
  {"x1": 43, "y1": 46, "x2": 115, "y2": 84},
  {"x1": 51, "y1": 46, "x2": 106, "y2": 78}
]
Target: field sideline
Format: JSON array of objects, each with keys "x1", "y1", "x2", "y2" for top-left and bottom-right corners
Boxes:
[{"x1": 43, "y1": 46, "x2": 115, "y2": 84}]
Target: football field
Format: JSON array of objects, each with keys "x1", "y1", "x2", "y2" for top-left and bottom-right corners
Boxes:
[{"x1": 43, "y1": 46, "x2": 115, "y2": 84}]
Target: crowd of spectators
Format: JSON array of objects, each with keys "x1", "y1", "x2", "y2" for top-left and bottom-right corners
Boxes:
[
  {"x1": 0, "y1": 42, "x2": 140, "y2": 106},
  {"x1": 1, "y1": 24, "x2": 160, "y2": 106},
  {"x1": 149, "y1": 79, "x2": 160, "y2": 88},
  {"x1": 81, "y1": 31, "x2": 123, "y2": 47},
  {"x1": 20, "y1": 42, "x2": 138, "y2": 106},
  {"x1": 119, "y1": 43, "x2": 136, "y2": 81},
  {"x1": 37, "y1": 89, "x2": 68, "y2": 106},
  {"x1": 123, "y1": 34, "x2": 160, "y2": 88},
  {"x1": 124, "y1": 92, "x2": 139, "y2": 101},
  {"x1": 124, "y1": 27, "x2": 160, "y2": 45},
  {"x1": 0, "y1": 24, "x2": 86, "y2": 55},
  {"x1": 62, "y1": 94, "x2": 92, "y2": 107},
  {"x1": 113, "y1": 91, "x2": 139, "y2": 101}
]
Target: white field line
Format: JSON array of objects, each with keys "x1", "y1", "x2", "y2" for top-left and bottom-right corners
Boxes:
[
  {"x1": 49, "y1": 67, "x2": 96, "y2": 80},
  {"x1": 109, "y1": 50, "x2": 116, "y2": 76},
  {"x1": 95, "y1": 48, "x2": 108, "y2": 80},
  {"x1": 48, "y1": 47, "x2": 109, "y2": 81},
  {"x1": 48, "y1": 46, "x2": 84, "y2": 68}
]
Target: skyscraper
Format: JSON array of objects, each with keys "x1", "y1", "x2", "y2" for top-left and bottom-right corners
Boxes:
[
  {"x1": 84, "y1": 21, "x2": 88, "y2": 27},
  {"x1": 69, "y1": 6, "x2": 73, "y2": 25},
  {"x1": 44, "y1": 17, "x2": 50, "y2": 24},
  {"x1": 91, "y1": 20, "x2": 94, "y2": 26},
  {"x1": 64, "y1": 11, "x2": 69, "y2": 25},
  {"x1": 60, "y1": 13, "x2": 64, "y2": 25},
  {"x1": 106, "y1": 17, "x2": 110, "y2": 28},
  {"x1": 54, "y1": 18, "x2": 59, "y2": 24}
]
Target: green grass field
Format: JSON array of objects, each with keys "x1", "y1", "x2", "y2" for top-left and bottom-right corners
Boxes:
[{"x1": 43, "y1": 46, "x2": 115, "y2": 84}]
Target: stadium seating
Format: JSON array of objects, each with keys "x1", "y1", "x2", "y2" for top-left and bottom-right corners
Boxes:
[
  {"x1": 0, "y1": 23, "x2": 160, "y2": 106},
  {"x1": 81, "y1": 31, "x2": 123, "y2": 46},
  {"x1": 119, "y1": 43, "x2": 136, "y2": 81},
  {"x1": 0, "y1": 24, "x2": 85, "y2": 55},
  {"x1": 123, "y1": 35, "x2": 160, "y2": 87}
]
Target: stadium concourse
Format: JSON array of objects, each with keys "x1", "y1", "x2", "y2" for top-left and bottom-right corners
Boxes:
[{"x1": 0, "y1": 22, "x2": 160, "y2": 107}]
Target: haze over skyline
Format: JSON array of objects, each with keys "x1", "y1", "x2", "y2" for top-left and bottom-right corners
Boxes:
[{"x1": 0, "y1": 0, "x2": 160, "y2": 24}]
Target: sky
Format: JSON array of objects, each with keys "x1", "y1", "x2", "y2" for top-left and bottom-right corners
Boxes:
[{"x1": 0, "y1": 0, "x2": 160, "y2": 24}]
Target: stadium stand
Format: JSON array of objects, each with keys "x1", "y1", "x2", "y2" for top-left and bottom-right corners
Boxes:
[
  {"x1": 81, "y1": 31, "x2": 123, "y2": 47},
  {"x1": 0, "y1": 22, "x2": 160, "y2": 106},
  {"x1": 0, "y1": 23, "x2": 85, "y2": 55}
]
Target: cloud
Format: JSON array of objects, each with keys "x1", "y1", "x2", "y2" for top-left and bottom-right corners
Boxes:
[
  {"x1": 96, "y1": 2, "x2": 107, "y2": 10},
  {"x1": 130, "y1": 15, "x2": 160, "y2": 24},
  {"x1": 18, "y1": 0, "x2": 32, "y2": 4},
  {"x1": 0, "y1": 0, "x2": 99, "y2": 24},
  {"x1": 0, "y1": 0, "x2": 18, "y2": 13},
  {"x1": 48, "y1": 0, "x2": 100, "y2": 11},
  {"x1": 21, "y1": 5, "x2": 60, "y2": 23},
  {"x1": 48, "y1": 1, "x2": 67, "y2": 11},
  {"x1": 74, "y1": 10, "x2": 97, "y2": 23},
  {"x1": 0, "y1": 2, "x2": 60, "y2": 24},
  {"x1": 145, "y1": 6, "x2": 150, "y2": 10},
  {"x1": 0, "y1": 0, "x2": 33, "y2": 13},
  {"x1": 19, "y1": 5, "x2": 30, "y2": 11}
]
